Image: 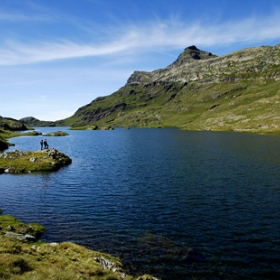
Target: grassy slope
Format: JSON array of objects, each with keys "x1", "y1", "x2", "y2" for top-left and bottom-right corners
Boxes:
[{"x1": 64, "y1": 78, "x2": 280, "y2": 133}]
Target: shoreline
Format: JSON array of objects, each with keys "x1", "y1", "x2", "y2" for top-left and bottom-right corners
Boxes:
[{"x1": 0, "y1": 211, "x2": 158, "y2": 280}]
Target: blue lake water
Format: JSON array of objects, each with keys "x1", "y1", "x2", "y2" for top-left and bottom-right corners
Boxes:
[{"x1": 1, "y1": 128, "x2": 280, "y2": 279}]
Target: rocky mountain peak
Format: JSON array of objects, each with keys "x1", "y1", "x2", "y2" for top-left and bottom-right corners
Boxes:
[
  {"x1": 126, "y1": 46, "x2": 217, "y2": 85},
  {"x1": 169, "y1": 45, "x2": 217, "y2": 68}
]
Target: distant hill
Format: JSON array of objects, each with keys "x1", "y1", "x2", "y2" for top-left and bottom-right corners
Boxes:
[
  {"x1": 20, "y1": 116, "x2": 56, "y2": 127},
  {"x1": 0, "y1": 116, "x2": 27, "y2": 131},
  {"x1": 59, "y1": 44, "x2": 280, "y2": 133}
]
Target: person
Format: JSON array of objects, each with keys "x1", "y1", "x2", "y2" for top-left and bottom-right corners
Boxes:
[
  {"x1": 43, "y1": 139, "x2": 49, "y2": 149},
  {"x1": 40, "y1": 139, "x2": 43, "y2": 150}
]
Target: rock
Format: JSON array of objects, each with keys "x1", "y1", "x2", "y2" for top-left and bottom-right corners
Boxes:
[
  {"x1": 29, "y1": 157, "x2": 37, "y2": 162},
  {"x1": 5, "y1": 231, "x2": 37, "y2": 242},
  {"x1": 95, "y1": 256, "x2": 126, "y2": 279},
  {"x1": 49, "y1": 242, "x2": 59, "y2": 247},
  {"x1": 5, "y1": 232, "x2": 26, "y2": 241},
  {"x1": 24, "y1": 234, "x2": 37, "y2": 242}
]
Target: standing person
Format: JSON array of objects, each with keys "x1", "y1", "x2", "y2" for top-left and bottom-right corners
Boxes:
[
  {"x1": 43, "y1": 139, "x2": 49, "y2": 149},
  {"x1": 40, "y1": 139, "x2": 43, "y2": 150}
]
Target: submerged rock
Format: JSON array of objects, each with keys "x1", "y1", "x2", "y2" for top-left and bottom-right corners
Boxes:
[{"x1": 139, "y1": 233, "x2": 205, "y2": 263}]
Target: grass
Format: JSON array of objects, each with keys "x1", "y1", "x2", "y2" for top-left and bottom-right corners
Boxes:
[{"x1": 0, "y1": 236, "x2": 128, "y2": 280}]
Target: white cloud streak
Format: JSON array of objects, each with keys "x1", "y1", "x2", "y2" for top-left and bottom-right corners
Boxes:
[
  {"x1": 1, "y1": 12, "x2": 280, "y2": 66},
  {"x1": 0, "y1": 12, "x2": 51, "y2": 22}
]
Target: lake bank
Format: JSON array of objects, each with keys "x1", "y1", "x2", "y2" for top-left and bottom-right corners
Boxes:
[{"x1": 0, "y1": 212, "x2": 158, "y2": 280}]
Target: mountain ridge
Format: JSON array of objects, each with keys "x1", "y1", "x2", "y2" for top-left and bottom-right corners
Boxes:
[{"x1": 16, "y1": 43, "x2": 280, "y2": 133}]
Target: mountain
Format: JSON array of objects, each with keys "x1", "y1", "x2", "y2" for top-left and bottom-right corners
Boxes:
[
  {"x1": 61, "y1": 44, "x2": 279, "y2": 132},
  {"x1": 20, "y1": 116, "x2": 57, "y2": 127},
  {"x1": 0, "y1": 116, "x2": 27, "y2": 131}
]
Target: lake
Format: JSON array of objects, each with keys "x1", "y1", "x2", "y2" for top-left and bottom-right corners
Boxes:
[{"x1": 1, "y1": 128, "x2": 280, "y2": 279}]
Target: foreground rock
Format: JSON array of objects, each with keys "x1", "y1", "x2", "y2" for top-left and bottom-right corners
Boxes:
[{"x1": 0, "y1": 148, "x2": 72, "y2": 174}]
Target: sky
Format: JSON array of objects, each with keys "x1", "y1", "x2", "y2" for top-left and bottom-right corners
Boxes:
[{"x1": 1, "y1": 0, "x2": 280, "y2": 121}]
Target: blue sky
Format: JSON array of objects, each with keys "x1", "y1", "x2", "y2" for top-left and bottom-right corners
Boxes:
[{"x1": 1, "y1": 0, "x2": 280, "y2": 121}]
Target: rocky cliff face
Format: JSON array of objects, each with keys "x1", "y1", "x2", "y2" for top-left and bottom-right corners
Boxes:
[
  {"x1": 62, "y1": 44, "x2": 280, "y2": 132},
  {"x1": 127, "y1": 45, "x2": 280, "y2": 85}
]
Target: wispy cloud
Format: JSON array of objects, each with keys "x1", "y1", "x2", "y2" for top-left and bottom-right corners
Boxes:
[
  {"x1": 0, "y1": 12, "x2": 51, "y2": 22},
  {"x1": 1, "y1": 12, "x2": 280, "y2": 66}
]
